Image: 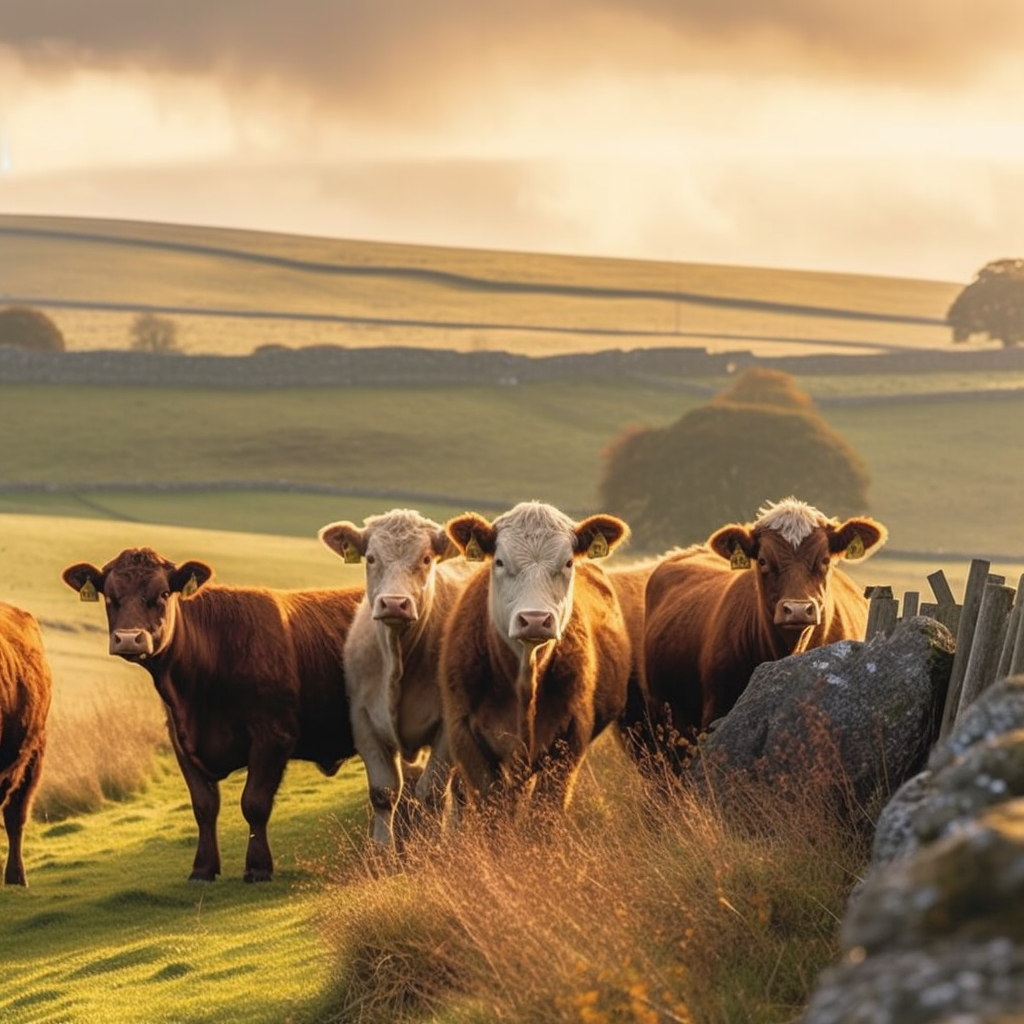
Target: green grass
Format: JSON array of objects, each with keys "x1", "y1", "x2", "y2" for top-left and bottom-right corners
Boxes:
[
  {"x1": 3, "y1": 377, "x2": 1024, "y2": 561},
  {"x1": 2, "y1": 755, "x2": 369, "y2": 1024}
]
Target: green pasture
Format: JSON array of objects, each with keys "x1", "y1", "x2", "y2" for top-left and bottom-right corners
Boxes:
[
  {"x1": 1, "y1": 213, "x2": 958, "y2": 355},
  {"x1": 2, "y1": 375, "x2": 1024, "y2": 561},
  {"x1": 1, "y1": 755, "x2": 367, "y2": 1024}
]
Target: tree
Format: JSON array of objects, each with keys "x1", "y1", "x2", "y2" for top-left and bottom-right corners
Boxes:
[
  {"x1": 0, "y1": 306, "x2": 66, "y2": 352},
  {"x1": 947, "y1": 259, "x2": 1024, "y2": 348},
  {"x1": 599, "y1": 368, "x2": 871, "y2": 552},
  {"x1": 129, "y1": 312, "x2": 181, "y2": 353}
]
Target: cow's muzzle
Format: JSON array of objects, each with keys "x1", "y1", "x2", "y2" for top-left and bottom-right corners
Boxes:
[
  {"x1": 372, "y1": 595, "x2": 418, "y2": 625},
  {"x1": 774, "y1": 599, "x2": 821, "y2": 628},
  {"x1": 110, "y1": 628, "x2": 156, "y2": 660},
  {"x1": 511, "y1": 610, "x2": 558, "y2": 643}
]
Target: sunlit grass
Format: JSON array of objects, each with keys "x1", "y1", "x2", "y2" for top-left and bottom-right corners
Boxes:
[{"x1": 316, "y1": 738, "x2": 867, "y2": 1024}]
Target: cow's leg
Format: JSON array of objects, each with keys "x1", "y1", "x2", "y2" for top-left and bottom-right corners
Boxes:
[
  {"x1": 167, "y1": 727, "x2": 222, "y2": 881},
  {"x1": 239, "y1": 746, "x2": 291, "y2": 882},
  {"x1": 2, "y1": 750, "x2": 42, "y2": 886},
  {"x1": 414, "y1": 725, "x2": 452, "y2": 819}
]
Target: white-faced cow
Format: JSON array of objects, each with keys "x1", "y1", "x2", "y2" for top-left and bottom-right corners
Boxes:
[
  {"x1": 319, "y1": 509, "x2": 473, "y2": 848},
  {"x1": 0, "y1": 601, "x2": 52, "y2": 886},
  {"x1": 62, "y1": 548, "x2": 362, "y2": 882},
  {"x1": 640, "y1": 497, "x2": 887, "y2": 757},
  {"x1": 440, "y1": 501, "x2": 632, "y2": 816}
]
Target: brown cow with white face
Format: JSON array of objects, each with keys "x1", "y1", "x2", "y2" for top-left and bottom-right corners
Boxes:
[
  {"x1": 0, "y1": 602, "x2": 52, "y2": 886},
  {"x1": 638, "y1": 497, "x2": 887, "y2": 760},
  {"x1": 319, "y1": 509, "x2": 473, "y2": 848},
  {"x1": 440, "y1": 501, "x2": 632, "y2": 816},
  {"x1": 62, "y1": 548, "x2": 362, "y2": 882}
]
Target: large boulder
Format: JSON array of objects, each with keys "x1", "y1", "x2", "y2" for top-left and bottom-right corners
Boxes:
[
  {"x1": 693, "y1": 616, "x2": 955, "y2": 820},
  {"x1": 800, "y1": 675, "x2": 1024, "y2": 1023}
]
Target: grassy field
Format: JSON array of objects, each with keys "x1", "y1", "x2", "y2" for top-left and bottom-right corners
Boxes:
[
  {"x1": 2, "y1": 375, "x2": 1024, "y2": 564},
  {"x1": 0, "y1": 213, "x2": 961, "y2": 356}
]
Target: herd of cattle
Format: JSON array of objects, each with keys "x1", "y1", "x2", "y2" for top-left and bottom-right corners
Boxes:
[{"x1": 0, "y1": 496, "x2": 887, "y2": 885}]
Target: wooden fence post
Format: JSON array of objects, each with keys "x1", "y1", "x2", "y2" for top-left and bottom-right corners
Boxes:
[
  {"x1": 954, "y1": 582, "x2": 1015, "y2": 722},
  {"x1": 996, "y1": 573, "x2": 1024, "y2": 680},
  {"x1": 866, "y1": 586, "x2": 898, "y2": 638},
  {"x1": 902, "y1": 591, "x2": 920, "y2": 619},
  {"x1": 939, "y1": 558, "x2": 991, "y2": 739}
]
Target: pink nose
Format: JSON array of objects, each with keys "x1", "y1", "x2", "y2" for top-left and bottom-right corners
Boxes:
[
  {"x1": 110, "y1": 629, "x2": 154, "y2": 657},
  {"x1": 774, "y1": 599, "x2": 820, "y2": 627},
  {"x1": 373, "y1": 595, "x2": 417, "y2": 622},
  {"x1": 513, "y1": 610, "x2": 557, "y2": 642}
]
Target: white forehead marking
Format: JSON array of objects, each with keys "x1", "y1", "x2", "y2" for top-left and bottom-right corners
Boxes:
[
  {"x1": 492, "y1": 501, "x2": 577, "y2": 561},
  {"x1": 755, "y1": 497, "x2": 829, "y2": 549},
  {"x1": 364, "y1": 508, "x2": 442, "y2": 560}
]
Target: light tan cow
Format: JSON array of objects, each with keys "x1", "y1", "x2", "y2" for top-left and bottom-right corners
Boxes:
[
  {"x1": 319, "y1": 509, "x2": 473, "y2": 847},
  {"x1": 440, "y1": 501, "x2": 632, "y2": 816}
]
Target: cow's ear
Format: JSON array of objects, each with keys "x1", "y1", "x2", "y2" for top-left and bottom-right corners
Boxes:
[
  {"x1": 829, "y1": 517, "x2": 888, "y2": 561},
  {"x1": 574, "y1": 514, "x2": 629, "y2": 559},
  {"x1": 169, "y1": 560, "x2": 213, "y2": 596},
  {"x1": 432, "y1": 527, "x2": 461, "y2": 561},
  {"x1": 446, "y1": 513, "x2": 496, "y2": 561},
  {"x1": 708, "y1": 525, "x2": 758, "y2": 567},
  {"x1": 319, "y1": 521, "x2": 366, "y2": 564},
  {"x1": 62, "y1": 562, "x2": 105, "y2": 599}
]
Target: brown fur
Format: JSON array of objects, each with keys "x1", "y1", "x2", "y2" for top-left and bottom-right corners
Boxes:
[
  {"x1": 0, "y1": 602, "x2": 52, "y2": 886},
  {"x1": 62, "y1": 548, "x2": 362, "y2": 882},
  {"x1": 440, "y1": 559, "x2": 631, "y2": 814},
  {"x1": 640, "y1": 508, "x2": 886, "y2": 760}
]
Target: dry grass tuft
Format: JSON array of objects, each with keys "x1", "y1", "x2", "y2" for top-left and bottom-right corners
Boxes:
[
  {"x1": 316, "y1": 737, "x2": 868, "y2": 1024},
  {"x1": 34, "y1": 688, "x2": 167, "y2": 821}
]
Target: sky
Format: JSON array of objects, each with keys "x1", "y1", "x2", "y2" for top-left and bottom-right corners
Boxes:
[{"x1": 1, "y1": 0, "x2": 1023, "y2": 283}]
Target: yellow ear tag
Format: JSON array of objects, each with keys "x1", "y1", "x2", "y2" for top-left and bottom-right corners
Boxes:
[
  {"x1": 181, "y1": 573, "x2": 199, "y2": 598},
  {"x1": 844, "y1": 534, "x2": 866, "y2": 560},
  {"x1": 79, "y1": 579, "x2": 99, "y2": 602},
  {"x1": 587, "y1": 531, "x2": 609, "y2": 559},
  {"x1": 730, "y1": 545, "x2": 751, "y2": 570},
  {"x1": 342, "y1": 543, "x2": 362, "y2": 565},
  {"x1": 465, "y1": 536, "x2": 485, "y2": 562}
]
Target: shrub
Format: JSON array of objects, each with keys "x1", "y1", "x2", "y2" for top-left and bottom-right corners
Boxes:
[
  {"x1": 0, "y1": 306, "x2": 66, "y2": 351},
  {"x1": 600, "y1": 369, "x2": 871, "y2": 551}
]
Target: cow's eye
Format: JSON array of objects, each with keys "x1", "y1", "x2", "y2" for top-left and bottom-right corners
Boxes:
[
  {"x1": 422, "y1": 555, "x2": 432, "y2": 567},
  {"x1": 495, "y1": 558, "x2": 504, "y2": 569},
  {"x1": 565, "y1": 559, "x2": 574, "y2": 569},
  {"x1": 757, "y1": 557, "x2": 767, "y2": 569},
  {"x1": 366, "y1": 555, "x2": 376, "y2": 565}
]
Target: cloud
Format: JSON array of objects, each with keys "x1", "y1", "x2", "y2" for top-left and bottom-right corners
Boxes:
[{"x1": 3, "y1": 0, "x2": 1023, "y2": 121}]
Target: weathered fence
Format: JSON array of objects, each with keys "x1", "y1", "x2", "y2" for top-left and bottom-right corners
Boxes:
[{"x1": 865, "y1": 558, "x2": 1024, "y2": 737}]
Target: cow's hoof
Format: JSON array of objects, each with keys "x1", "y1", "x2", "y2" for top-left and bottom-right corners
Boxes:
[
  {"x1": 188, "y1": 871, "x2": 217, "y2": 883},
  {"x1": 243, "y1": 869, "x2": 273, "y2": 883}
]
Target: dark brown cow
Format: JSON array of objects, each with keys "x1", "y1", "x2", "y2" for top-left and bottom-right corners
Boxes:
[
  {"x1": 0, "y1": 602, "x2": 52, "y2": 886},
  {"x1": 439, "y1": 501, "x2": 632, "y2": 815},
  {"x1": 640, "y1": 497, "x2": 887, "y2": 756},
  {"x1": 62, "y1": 548, "x2": 362, "y2": 882}
]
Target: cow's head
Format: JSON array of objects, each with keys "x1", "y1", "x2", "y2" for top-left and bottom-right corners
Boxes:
[
  {"x1": 446, "y1": 501, "x2": 628, "y2": 648},
  {"x1": 319, "y1": 509, "x2": 455, "y2": 629},
  {"x1": 62, "y1": 548, "x2": 213, "y2": 662},
  {"x1": 708, "y1": 497, "x2": 887, "y2": 635}
]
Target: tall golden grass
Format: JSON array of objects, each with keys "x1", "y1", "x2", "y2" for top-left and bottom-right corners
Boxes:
[
  {"x1": 315, "y1": 738, "x2": 868, "y2": 1024},
  {"x1": 34, "y1": 688, "x2": 167, "y2": 821}
]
